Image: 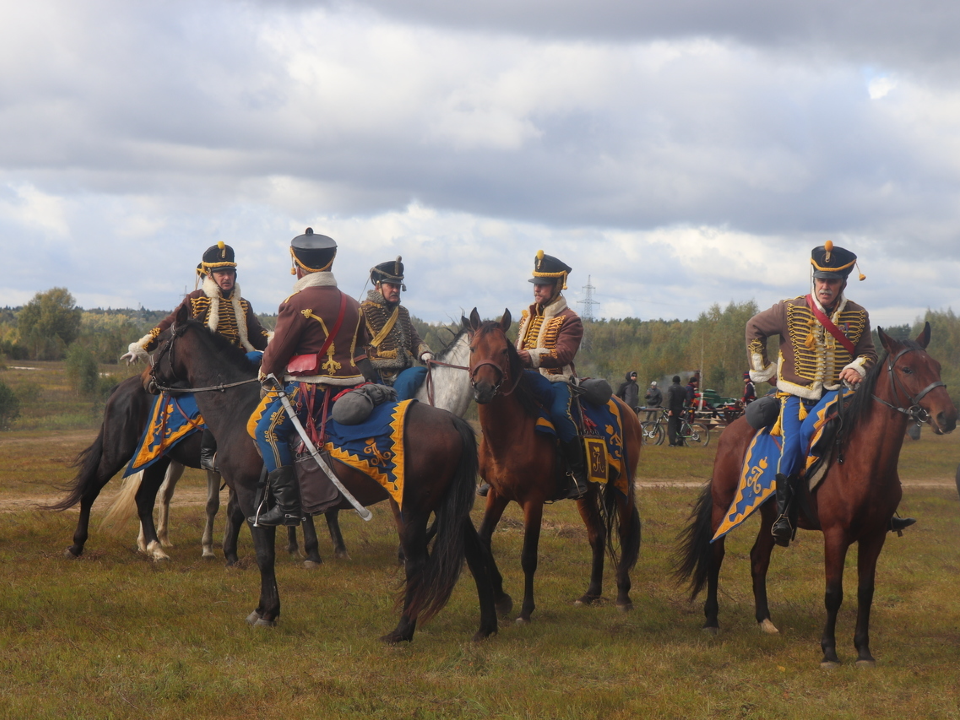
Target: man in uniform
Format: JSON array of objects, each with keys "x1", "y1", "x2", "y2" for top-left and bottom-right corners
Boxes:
[
  {"x1": 516, "y1": 250, "x2": 586, "y2": 498},
  {"x1": 746, "y1": 241, "x2": 885, "y2": 546},
  {"x1": 742, "y1": 372, "x2": 757, "y2": 405},
  {"x1": 247, "y1": 228, "x2": 377, "y2": 527},
  {"x1": 361, "y1": 257, "x2": 434, "y2": 400},
  {"x1": 121, "y1": 242, "x2": 271, "y2": 471}
]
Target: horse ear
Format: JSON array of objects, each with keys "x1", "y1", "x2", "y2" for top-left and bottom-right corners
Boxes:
[
  {"x1": 876, "y1": 326, "x2": 893, "y2": 353},
  {"x1": 916, "y1": 321, "x2": 931, "y2": 349},
  {"x1": 174, "y1": 303, "x2": 190, "y2": 328},
  {"x1": 461, "y1": 314, "x2": 471, "y2": 333},
  {"x1": 469, "y1": 307, "x2": 481, "y2": 329},
  {"x1": 499, "y1": 309, "x2": 512, "y2": 333}
]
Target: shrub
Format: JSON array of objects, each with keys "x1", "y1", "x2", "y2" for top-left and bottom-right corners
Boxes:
[
  {"x1": 0, "y1": 380, "x2": 20, "y2": 430},
  {"x1": 65, "y1": 344, "x2": 100, "y2": 396}
]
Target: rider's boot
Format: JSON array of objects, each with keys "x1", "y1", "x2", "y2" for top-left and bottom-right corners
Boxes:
[
  {"x1": 771, "y1": 473, "x2": 795, "y2": 547},
  {"x1": 476, "y1": 482, "x2": 491, "y2": 497},
  {"x1": 248, "y1": 466, "x2": 302, "y2": 527},
  {"x1": 889, "y1": 516, "x2": 916, "y2": 534},
  {"x1": 561, "y1": 438, "x2": 589, "y2": 500},
  {"x1": 200, "y1": 427, "x2": 218, "y2": 473}
]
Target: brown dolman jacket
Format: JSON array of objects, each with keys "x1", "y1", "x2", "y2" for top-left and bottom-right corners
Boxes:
[
  {"x1": 260, "y1": 272, "x2": 370, "y2": 386},
  {"x1": 746, "y1": 294, "x2": 877, "y2": 401},
  {"x1": 516, "y1": 295, "x2": 583, "y2": 382},
  {"x1": 361, "y1": 290, "x2": 431, "y2": 384}
]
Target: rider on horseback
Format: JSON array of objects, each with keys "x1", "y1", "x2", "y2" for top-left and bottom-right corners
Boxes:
[
  {"x1": 361, "y1": 257, "x2": 434, "y2": 400},
  {"x1": 247, "y1": 229, "x2": 378, "y2": 527},
  {"x1": 121, "y1": 242, "x2": 271, "y2": 472},
  {"x1": 517, "y1": 250, "x2": 587, "y2": 499},
  {"x1": 746, "y1": 242, "x2": 881, "y2": 547}
]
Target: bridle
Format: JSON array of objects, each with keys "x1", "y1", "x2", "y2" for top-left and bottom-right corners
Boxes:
[
  {"x1": 468, "y1": 330, "x2": 522, "y2": 398},
  {"x1": 424, "y1": 358, "x2": 469, "y2": 406},
  {"x1": 149, "y1": 323, "x2": 259, "y2": 394},
  {"x1": 872, "y1": 346, "x2": 945, "y2": 424}
]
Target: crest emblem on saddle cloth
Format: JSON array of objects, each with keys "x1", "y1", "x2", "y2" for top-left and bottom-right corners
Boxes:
[{"x1": 583, "y1": 436, "x2": 608, "y2": 483}]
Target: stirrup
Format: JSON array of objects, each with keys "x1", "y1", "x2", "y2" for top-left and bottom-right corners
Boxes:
[
  {"x1": 771, "y1": 515, "x2": 793, "y2": 547},
  {"x1": 889, "y1": 516, "x2": 916, "y2": 536}
]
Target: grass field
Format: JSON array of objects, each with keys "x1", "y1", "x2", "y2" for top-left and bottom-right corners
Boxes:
[{"x1": 2, "y1": 362, "x2": 960, "y2": 719}]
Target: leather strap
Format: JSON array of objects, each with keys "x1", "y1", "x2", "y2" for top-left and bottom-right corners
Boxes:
[
  {"x1": 805, "y1": 294, "x2": 856, "y2": 355},
  {"x1": 369, "y1": 305, "x2": 400, "y2": 348}
]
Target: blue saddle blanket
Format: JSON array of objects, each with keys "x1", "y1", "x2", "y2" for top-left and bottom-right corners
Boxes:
[
  {"x1": 711, "y1": 389, "x2": 849, "y2": 541},
  {"x1": 125, "y1": 393, "x2": 204, "y2": 477}
]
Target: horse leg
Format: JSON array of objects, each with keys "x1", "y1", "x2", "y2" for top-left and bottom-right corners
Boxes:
[
  {"x1": 299, "y1": 516, "x2": 323, "y2": 569},
  {"x1": 820, "y1": 529, "x2": 850, "y2": 668},
  {"x1": 477, "y1": 491, "x2": 514, "y2": 617},
  {"x1": 201, "y1": 470, "x2": 221, "y2": 559},
  {"x1": 574, "y1": 492, "x2": 606, "y2": 606},
  {"x1": 286, "y1": 525, "x2": 300, "y2": 556},
  {"x1": 381, "y1": 515, "x2": 429, "y2": 644},
  {"x1": 136, "y1": 463, "x2": 171, "y2": 561},
  {"x1": 154, "y1": 461, "x2": 185, "y2": 549},
  {"x1": 462, "y1": 521, "x2": 498, "y2": 641},
  {"x1": 247, "y1": 524, "x2": 281, "y2": 627},
  {"x1": 517, "y1": 501, "x2": 544, "y2": 624},
  {"x1": 222, "y1": 487, "x2": 243, "y2": 567},
  {"x1": 324, "y1": 510, "x2": 349, "y2": 559},
  {"x1": 390, "y1": 500, "x2": 406, "y2": 564},
  {"x1": 751, "y1": 502, "x2": 779, "y2": 634},
  {"x1": 702, "y1": 533, "x2": 726, "y2": 634},
  {"x1": 853, "y1": 531, "x2": 887, "y2": 667},
  {"x1": 614, "y1": 501, "x2": 641, "y2": 612}
]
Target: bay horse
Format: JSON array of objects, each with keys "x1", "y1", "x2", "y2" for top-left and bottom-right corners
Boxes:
[
  {"x1": 47, "y1": 373, "x2": 336, "y2": 566},
  {"x1": 464, "y1": 308, "x2": 642, "y2": 623},
  {"x1": 675, "y1": 324, "x2": 957, "y2": 667},
  {"x1": 148, "y1": 307, "x2": 498, "y2": 642}
]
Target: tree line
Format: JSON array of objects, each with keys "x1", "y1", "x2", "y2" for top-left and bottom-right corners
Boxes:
[{"x1": 1, "y1": 288, "x2": 958, "y2": 423}]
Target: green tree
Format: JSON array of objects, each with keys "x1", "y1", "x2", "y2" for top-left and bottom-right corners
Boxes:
[
  {"x1": 65, "y1": 343, "x2": 100, "y2": 396},
  {"x1": 0, "y1": 380, "x2": 20, "y2": 430},
  {"x1": 17, "y1": 288, "x2": 83, "y2": 360}
]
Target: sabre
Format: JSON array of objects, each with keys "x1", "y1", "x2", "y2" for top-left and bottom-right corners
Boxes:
[{"x1": 266, "y1": 374, "x2": 373, "y2": 522}]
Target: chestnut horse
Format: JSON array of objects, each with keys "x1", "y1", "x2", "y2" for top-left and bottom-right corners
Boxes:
[
  {"x1": 676, "y1": 324, "x2": 957, "y2": 667},
  {"x1": 464, "y1": 309, "x2": 642, "y2": 623},
  {"x1": 148, "y1": 310, "x2": 498, "y2": 642}
]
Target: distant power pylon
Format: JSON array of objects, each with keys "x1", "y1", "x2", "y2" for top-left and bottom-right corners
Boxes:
[{"x1": 578, "y1": 275, "x2": 600, "y2": 321}]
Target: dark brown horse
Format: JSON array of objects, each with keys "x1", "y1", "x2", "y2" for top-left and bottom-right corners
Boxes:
[
  {"x1": 148, "y1": 308, "x2": 498, "y2": 642},
  {"x1": 464, "y1": 309, "x2": 642, "y2": 623},
  {"x1": 46, "y1": 371, "x2": 339, "y2": 567},
  {"x1": 676, "y1": 324, "x2": 957, "y2": 667}
]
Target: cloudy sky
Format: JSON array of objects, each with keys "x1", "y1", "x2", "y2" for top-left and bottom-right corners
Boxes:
[{"x1": 2, "y1": 0, "x2": 958, "y2": 327}]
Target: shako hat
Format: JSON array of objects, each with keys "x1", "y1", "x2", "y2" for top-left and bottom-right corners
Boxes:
[
  {"x1": 371, "y1": 257, "x2": 405, "y2": 288},
  {"x1": 811, "y1": 241, "x2": 864, "y2": 281},
  {"x1": 290, "y1": 228, "x2": 337, "y2": 274},
  {"x1": 529, "y1": 250, "x2": 572, "y2": 288},
  {"x1": 197, "y1": 241, "x2": 237, "y2": 277}
]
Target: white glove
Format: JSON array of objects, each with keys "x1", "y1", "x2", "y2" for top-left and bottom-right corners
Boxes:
[
  {"x1": 120, "y1": 350, "x2": 138, "y2": 365},
  {"x1": 421, "y1": 352, "x2": 435, "y2": 364}
]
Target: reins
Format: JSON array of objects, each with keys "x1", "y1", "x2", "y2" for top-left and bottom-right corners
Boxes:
[
  {"x1": 872, "y1": 346, "x2": 946, "y2": 425},
  {"x1": 150, "y1": 323, "x2": 259, "y2": 394},
  {"x1": 424, "y1": 358, "x2": 469, "y2": 407}
]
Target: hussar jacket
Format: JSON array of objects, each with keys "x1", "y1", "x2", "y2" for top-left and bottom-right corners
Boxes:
[
  {"x1": 516, "y1": 295, "x2": 583, "y2": 382},
  {"x1": 361, "y1": 290, "x2": 431, "y2": 383},
  {"x1": 131, "y1": 276, "x2": 269, "y2": 360},
  {"x1": 260, "y1": 272, "x2": 370, "y2": 386},
  {"x1": 746, "y1": 294, "x2": 878, "y2": 400}
]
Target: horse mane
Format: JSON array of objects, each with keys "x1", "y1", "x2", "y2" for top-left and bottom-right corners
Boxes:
[
  {"x1": 838, "y1": 346, "x2": 897, "y2": 434},
  {"x1": 180, "y1": 319, "x2": 257, "y2": 378},
  {"x1": 437, "y1": 326, "x2": 469, "y2": 362},
  {"x1": 475, "y1": 321, "x2": 540, "y2": 418}
]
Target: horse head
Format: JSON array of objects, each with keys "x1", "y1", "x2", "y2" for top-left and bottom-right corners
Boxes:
[
  {"x1": 463, "y1": 307, "x2": 514, "y2": 404},
  {"x1": 148, "y1": 305, "x2": 196, "y2": 392},
  {"x1": 877, "y1": 322, "x2": 957, "y2": 435}
]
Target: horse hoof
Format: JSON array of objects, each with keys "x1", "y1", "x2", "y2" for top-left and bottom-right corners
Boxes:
[
  {"x1": 856, "y1": 659, "x2": 876, "y2": 669},
  {"x1": 515, "y1": 616, "x2": 530, "y2": 626},
  {"x1": 702, "y1": 626, "x2": 719, "y2": 636},
  {"x1": 574, "y1": 594, "x2": 598, "y2": 607},
  {"x1": 64, "y1": 547, "x2": 81, "y2": 559},
  {"x1": 302, "y1": 560, "x2": 322, "y2": 570},
  {"x1": 820, "y1": 660, "x2": 841, "y2": 670},
  {"x1": 758, "y1": 619, "x2": 779, "y2": 635},
  {"x1": 335, "y1": 550, "x2": 350, "y2": 560},
  {"x1": 246, "y1": 610, "x2": 262, "y2": 625},
  {"x1": 472, "y1": 628, "x2": 497, "y2": 642},
  {"x1": 495, "y1": 596, "x2": 514, "y2": 618},
  {"x1": 254, "y1": 617, "x2": 276, "y2": 628},
  {"x1": 379, "y1": 631, "x2": 410, "y2": 644},
  {"x1": 616, "y1": 601, "x2": 633, "y2": 613}
]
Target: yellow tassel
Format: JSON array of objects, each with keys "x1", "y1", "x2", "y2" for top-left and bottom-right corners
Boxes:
[
  {"x1": 770, "y1": 416, "x2": 782, "y2": 437},
  {"x1": 856, "y1": 261, "x2": 865, "y2": 281},
  {"x1": 805, "y1": 333, "x2": 816, "y2": 349},
  {"x1": 798, "y1": 403, "x2": 809, "y2": 422},
  {"x1": 824, "y1": 240, "x2": 833, "y2": 261}
]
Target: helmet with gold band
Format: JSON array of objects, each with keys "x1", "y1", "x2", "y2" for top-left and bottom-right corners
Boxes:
[
  {"x1": 529, "y1": 250, "x2": 572, "y2": 289},
  {"x1": 810, "y1": 241, "x2": 865, "y2": 281},
  {"x1": 197, "y1": 241, "x2": 237, "y2": 278},
  {"x1": 371, "y1": 257, "x2": 406, "y2": 291},
  {"x1": 290, "y1": 227, "x2": 337, "y2": 274}
]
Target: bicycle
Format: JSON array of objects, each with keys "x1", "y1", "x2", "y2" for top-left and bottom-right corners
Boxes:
[
  {"x1": 638, "y1": 407, "x2": 665, "y2": 446},
  {"x1": 641, "y1": 407, "x2": 710, "y2": 447}
]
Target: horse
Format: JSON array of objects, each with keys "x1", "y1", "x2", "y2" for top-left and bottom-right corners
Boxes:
[
  {"x1": 148, "y1": 307, "x2": 498, "y2": 642},
  {"x1": 675, "y1": 324, "x2": 957, "y2": 667},
  {"x1": 463, "y1": 308, "x2": 643, "y2": 623}
]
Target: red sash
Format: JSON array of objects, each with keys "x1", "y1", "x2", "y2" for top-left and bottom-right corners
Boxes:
[{"x1": 805, "y1": 294, "x2": 856, "y2": 355}]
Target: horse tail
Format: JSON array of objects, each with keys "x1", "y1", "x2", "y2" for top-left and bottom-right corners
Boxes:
[
  {"x1": 600, "y1": 480, "x2": 641, "y2": 572},
  {"x1": 406, "y1": 414, "x2": 479, "y2": 624},
  {"x1": 673, "y1": 481, "x2": 715, "y2": 600},
  {"x1": 99, "y1": 470, "x2": 143, "y2": 534},
  {"x1": 44, "y1": 426, "x2": 108, "y2": 512}
]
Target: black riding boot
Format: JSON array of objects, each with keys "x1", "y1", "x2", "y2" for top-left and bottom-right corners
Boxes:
[
  {"x1": 249, "y1": 466, "x2": 302, "y2": 527},
  {"x1": 200, "y1": 428, "x2": 218, "y2": 472},
  {"x1": 771, "y1": 473, "x2": 794, "y2": 547},
  {"x1": 889, "y1": 516, "x2": 916, "y2": 534},
  {"x1": 476, "y1": 482, "x2": 491, "y2": 497},
  {"x1": 561, "y1": 438, "x2": 589, "y2": 500}
]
